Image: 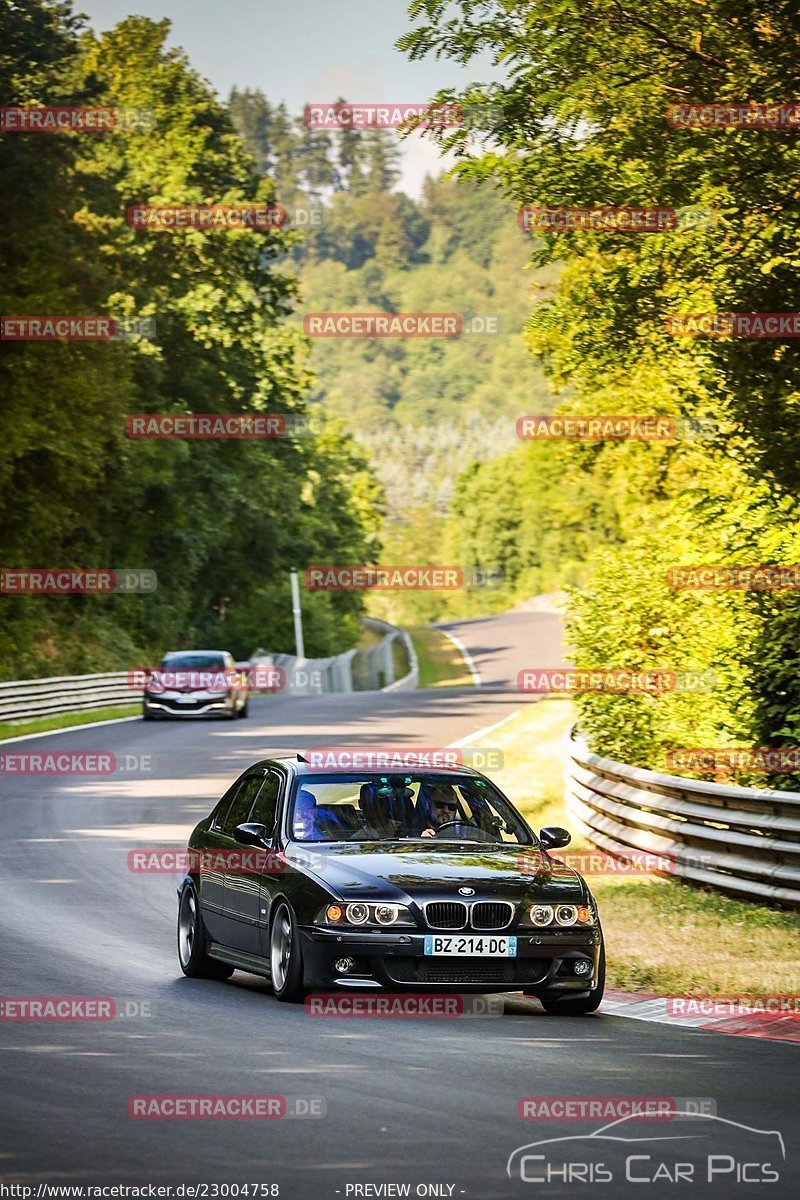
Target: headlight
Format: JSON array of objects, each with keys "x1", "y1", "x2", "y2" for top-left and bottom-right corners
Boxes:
[
  {"x1": 315, "y1": 901, "x2": 416, "y2": 928},
  {"x1": 555, "y1": 904, "x2": 578, "y2": 926},
  {"x1": 530, "y1": 904, "x2": 554, "y2": 927}
]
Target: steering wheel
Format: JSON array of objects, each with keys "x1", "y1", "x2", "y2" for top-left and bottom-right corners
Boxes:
[{"x1": 433, "y1": 820, "x2": 464, "y2": 835}]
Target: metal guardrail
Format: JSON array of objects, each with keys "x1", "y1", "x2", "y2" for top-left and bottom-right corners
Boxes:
[
  {"x1": 252, "y1": 617, "x2": 417, "y2": 696},
  {"x1": 361, "y1": 617, "x2": 419, "y2": 692},
  {"x1": 565, "y1": 727, "x2": 800, "y2": 907},
  {"x1": 0, "y1": 619, "x2": 418, "y2": 725},
  {"x1": 0, "y1": 672, "x2": 139, "y2": 724}
]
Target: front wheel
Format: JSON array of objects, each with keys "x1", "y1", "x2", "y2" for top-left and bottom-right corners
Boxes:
[
  {"x1": 237, "y1": 697, "x2": 249, "y2": 718},
  {"x1": 269, "y1": 902, "x2": 305, "y2": 1002},
  {"x1": 539, "y1": 942, "x2": 605, "y2": 1015},
  {"x1": 177, "y1": 881, "x2": 234, "y2": 980}
]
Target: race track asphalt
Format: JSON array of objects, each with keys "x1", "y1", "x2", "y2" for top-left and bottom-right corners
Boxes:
[{"x1": 1, "y1": 610, "x2": 797, "y2": 1198}]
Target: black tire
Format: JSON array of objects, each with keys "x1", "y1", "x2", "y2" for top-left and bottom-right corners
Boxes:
[
  {"x1": 540, "y1": 942, "x2": 605, "y2": 1015},
  {"x1": 177, "y1": 881, "x2": 234, "y2": 980},
  {"x1": 269, "y1": 902, "x2": 305, "y2": 1002},
  {"x1": 238, "y1": 697, "x2": 249, "y2": 718},
  {"x1": 143, "y1": 707, "x2": 155, "y2": 721}
]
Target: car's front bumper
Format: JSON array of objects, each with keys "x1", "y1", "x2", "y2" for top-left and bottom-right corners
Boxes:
[
  {"x1": 143, "y1": 691, "x2": 236, "y2": 718},
  {"x1": 299, "y1": 925, "x2": 602, "y2": 995}
]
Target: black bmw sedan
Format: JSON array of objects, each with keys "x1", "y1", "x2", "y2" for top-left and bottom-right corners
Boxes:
[{"x1": 177, "y1": 757, "x2": 605, "y2": 1014}]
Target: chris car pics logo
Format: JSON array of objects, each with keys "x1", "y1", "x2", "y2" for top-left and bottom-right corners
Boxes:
[{"x1": 507, "y1": 1112, "x2": 785, "y2": 1185}]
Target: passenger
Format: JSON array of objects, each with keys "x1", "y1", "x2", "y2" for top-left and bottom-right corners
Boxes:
[
  {"x1": 293, "y1": 788, "x2": 320, "y2": 839},
  {"x1": 293, "y1": 788, "x2": 348, "y2": 840}
]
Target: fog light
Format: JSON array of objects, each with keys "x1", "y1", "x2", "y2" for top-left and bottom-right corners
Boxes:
[
  {"x1": 334, "y1": 957, "x2": 355, "y2": 974},
  {"x1": 573, "y1": 959, "x2": 592, "y2": 976}
]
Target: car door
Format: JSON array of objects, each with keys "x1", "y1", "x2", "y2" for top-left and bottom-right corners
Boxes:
[
  {"x1": 197, "y1": 775, "x2": 248, "y2": 942},
  {"x1": 223, "y1": 769, "x2": 283, "y2": 955}
]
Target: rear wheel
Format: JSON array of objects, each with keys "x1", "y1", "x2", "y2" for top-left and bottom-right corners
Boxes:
[
  {"x1": 539, "y1": 942, "x2": 605, "y2": 1015},
  {"x1": 269, "y1": 902, "x2": 305, "y2": 1002},
  {"x1": 177, "y1": 881, "x2": 234, "y2": 980}
]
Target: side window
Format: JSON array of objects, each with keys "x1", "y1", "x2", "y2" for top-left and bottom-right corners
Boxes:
[
  {"x1": 249, "y1": 771, "x2": 281, "y2": 836},
  {"x1": 220, "y1": 776, "x2": 264, "y2": 837},
  {"x1": 211, "y1": 777, "x2": 244, "y2": 831}
]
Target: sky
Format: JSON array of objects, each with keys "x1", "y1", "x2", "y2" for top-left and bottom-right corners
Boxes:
[{"x1": 77, "y1": 0, "x2": 501, "y2": 196}]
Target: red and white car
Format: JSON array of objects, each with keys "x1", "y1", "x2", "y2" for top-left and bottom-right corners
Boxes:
[{"x1": 143, "y1": 650, "x2": 249, "y2": 720}]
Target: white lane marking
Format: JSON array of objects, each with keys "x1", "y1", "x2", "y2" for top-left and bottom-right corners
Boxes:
[
  {"x1": 0, "y1": 715, "x2": 140, "y2": 745},
  {"x1": 449, "y1": 709, "x2": 521, "y2": 748},
  {"x1": 439, "y1": 628, "x2": 481, "y2": 687}
]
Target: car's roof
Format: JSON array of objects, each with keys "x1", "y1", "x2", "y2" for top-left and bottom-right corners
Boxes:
[
  {"x1": 162, "y1": 649, "x2": 229, "y2": 657},
  {"x1": 253, "y1": 756, "x2": 486, "y2": 779}
]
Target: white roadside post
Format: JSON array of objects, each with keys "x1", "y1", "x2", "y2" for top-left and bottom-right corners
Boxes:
[{"x1": 290, "y1": 568, "x2": 305, "y2": 660}]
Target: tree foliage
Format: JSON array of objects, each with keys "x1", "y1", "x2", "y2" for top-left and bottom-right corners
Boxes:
[
  {"x1": 0, "y1": 2, "x2": 381, "y2": 676},
  {"x1": 398, "y1": 0, "x2": 800, "y2": 786}
]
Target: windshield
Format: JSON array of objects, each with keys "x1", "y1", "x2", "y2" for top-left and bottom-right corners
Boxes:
[
  {"x1": 160, "y1": 653, "x2": 225, "y2": 669},
  {"x1": 288, "y1": 773, "x2": 534, "y2": 845}
]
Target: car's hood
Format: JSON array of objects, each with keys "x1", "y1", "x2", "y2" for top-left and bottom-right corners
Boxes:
[{"x1": 288, "y1": 841, "x2": 586, "y2": 904}]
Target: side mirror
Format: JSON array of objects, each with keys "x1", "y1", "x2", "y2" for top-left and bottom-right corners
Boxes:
[
  {"x1": 234, "y1": 822, "x2": 271, "y2": 848},
  {"x1": 539, "y1": 826, "x2": 571, "y2": 851}
]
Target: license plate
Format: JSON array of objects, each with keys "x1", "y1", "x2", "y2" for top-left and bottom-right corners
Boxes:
[
  {"x1": 424, "y1": 935, "x2": 517, "y2": 957},
  {"x1": 174, "y1": 695, "x2": 196, "y2": 704}
]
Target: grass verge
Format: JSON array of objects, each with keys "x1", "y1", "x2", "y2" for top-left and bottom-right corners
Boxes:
[
  {"x1": 409, "y1": 627, "x2": 475, "y2": 688},
  {"x1": 0, "y1": 704, "x2": 140, "y2": 741},
  {"x1": 488, "y1": 698, "x2": 800, "y2": 996}
]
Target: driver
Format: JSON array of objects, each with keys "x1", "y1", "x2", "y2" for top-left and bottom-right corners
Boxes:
[{"x1": 419, "y1": 781, "x2": 461, "y2": 838}]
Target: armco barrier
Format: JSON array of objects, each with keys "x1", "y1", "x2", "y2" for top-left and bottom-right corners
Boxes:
[
  {"x1": 565, "y1": 727, "x2": 800, "y2": 907},
  {"x1": 0, "y1": 672, "x2": 138, "y2": 724},
  {"x1": 252, "y1": 617, "x2": 417, "y2": 697},
  {"x1": 0, "y1": 620, "x2": 418, "y2": 726}
]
